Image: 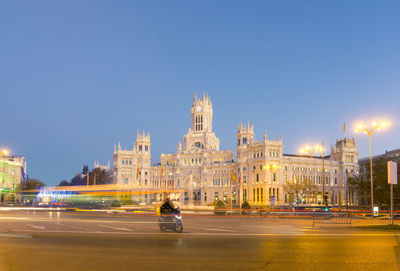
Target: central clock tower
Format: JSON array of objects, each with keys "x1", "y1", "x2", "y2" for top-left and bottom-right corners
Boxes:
[
  {"x1": 190, "y1": 92, "x2": 213, "y2": 133},
  {"x1": 182, "y1": 92, "x2": 220, "y2": 152}
]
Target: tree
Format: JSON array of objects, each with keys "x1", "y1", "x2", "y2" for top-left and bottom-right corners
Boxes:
[
  {"x1": 284, "y1": 178, "x2": 317, "y2": 206},
  {"x1": 82, "y1": 165, "x2": 89, "y2": 175},
  {"x1": 358, "y1": 158, "x2": 400, "y2": 208},
  {"x1": 70, "y1": 174, "x2": 86, "y2": 186},
  {"x1": 88, "y1": 168, "x2": 113, "y2": 185},
  {"x1": 58, "y1": 180, "x2": 70, "y2": 186},
  {"x1": 18, "y1": 179, "x2": 45, "y2": 191}
]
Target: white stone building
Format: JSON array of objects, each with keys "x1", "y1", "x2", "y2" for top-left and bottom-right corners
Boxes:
[{"x1": 112, "y1": 93, "x2": 359, "y2": 207}]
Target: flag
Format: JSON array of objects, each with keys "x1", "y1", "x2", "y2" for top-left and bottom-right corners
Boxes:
[
  {"x1": 343, "y1": 122, "x2": 346, "y2": 133},
  {"x1": 136, "y1": 161, "x2": 140, "y2": 179},
  {"x1": 231, "y1": 171, "x2": 236, "y2": 183}
]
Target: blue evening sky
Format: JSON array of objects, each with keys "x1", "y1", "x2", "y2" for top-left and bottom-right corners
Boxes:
[{"x1": 1, "y1": 1, "x2": 399, "y2": 186}]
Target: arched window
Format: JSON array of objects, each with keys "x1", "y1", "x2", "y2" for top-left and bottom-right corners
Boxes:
[
  {"x1": 192, "y1": 142, "x2": 204, "y2": 150},
  {"x1": 122, "y1": 160, "x2": 125, "y2": 165}
]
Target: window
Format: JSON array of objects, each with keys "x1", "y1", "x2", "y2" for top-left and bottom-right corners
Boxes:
[
  {"x1": 243, "y1": 176, "x2": 247, "y2": 184},
  {"x1": 261, "y1": 188, "x2": 264, "y2": 201},
  {"x1": 122, "y1": 160, "x2": 125, "y2": 165},
  {"x1": 124, "y1": 178, "x2": 128, "y2": 184},
  {"x1": 139, "y1": 145, "x2": 142, "y2": 151},
  {"x1": 145, "y1": 179, "x2": 147, "y2": 185},
  {"x1": 257, "y1": 188, "x2": 260, "y2": 202},
  {"x1": 129, "y1": 160, "x2": 132, "y2": 165},
  {"x1": 145, "y1": 145, "x2": 148, "y2": 152},
  {"x1": 272, "y1": 173, "x2": 276, "y2": 182},
  {"x1": 214, "y1": 192, "x2": 219, "y2": 201},
  {"x1": 335, "y1": 177, "x2": 337, "y2": 185},
  {"x1": 256, "y1": 174, "x2": 259, "y2": 183}
]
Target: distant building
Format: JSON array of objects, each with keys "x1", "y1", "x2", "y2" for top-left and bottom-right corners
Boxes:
[
  {"x1": 94, "y1": 160, "x2": 111, "y2": 172},
  {"x1": 358, "y1": 148, "x2": 400, "y2": 205},
  {"x1": 112, "y1": 93, "x2": 359, "y2": 207},
  {"x1": 359, "y1": 149, "x2": 400, "y2": 173},
  {"x1": 0, "y1": 153, "x2": 27, "y2": 203}
]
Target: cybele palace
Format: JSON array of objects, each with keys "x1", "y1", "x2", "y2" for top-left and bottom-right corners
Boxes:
[{"x1": 112, "y1": 93, "x2": 359, "y2": 207}]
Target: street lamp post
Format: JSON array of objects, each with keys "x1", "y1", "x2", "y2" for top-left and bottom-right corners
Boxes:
[{"x1": 355, "y1": 121, "x2": 390, "y2": 213}]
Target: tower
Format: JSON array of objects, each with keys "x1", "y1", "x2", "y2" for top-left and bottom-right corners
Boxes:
[
  {"x1": 236, "y1": 122, "x2": 255, "y2": 147},
  {"x1": 135, "y1": 130, "x2": 151, "y2": 156},
  {"x1": 191, "y1": 92, "x2": 213, "y2": 133},
  {"x1": 183, "y1": 93, "x2": 220, "y2": 151},
  {"x1": 236, "y1": 122, "x2": 255, "y2": 163}
]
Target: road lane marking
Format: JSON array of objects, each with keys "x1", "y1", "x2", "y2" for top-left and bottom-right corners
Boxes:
[
  {"x1": 0, "y1": 233, "x2": 32, "y2": 239},
  {"x1": 99, "y1": 225, "x2": 133, "y2": 231},
  {"x1": 205, "y1": 228, "x2": 236, "y2": 232},
  {"x1": 26, "y1": 224, "x2": 46, "y2": 230},
  {"x1": 0, "y1": 217, "x2": 29, "y2": 220},
  {"x1": 11, "y1": 229, "x2": 399, "y2": 236}
]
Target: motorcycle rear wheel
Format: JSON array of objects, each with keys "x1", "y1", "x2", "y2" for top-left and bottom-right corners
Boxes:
[{"x1": 175, "y1": 224, "x2": 183, "y2": 233}]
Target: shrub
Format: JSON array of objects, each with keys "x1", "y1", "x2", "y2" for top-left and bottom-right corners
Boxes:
[
  {"x1": 214, "y1": 200, "x2": 226, "y2": 208},
  {"x1": 110, "y1": 200, "x2": 121, "y2": 207},
  {"x1": 241, "y1": 201, "x2": 251, "y2": 209}
]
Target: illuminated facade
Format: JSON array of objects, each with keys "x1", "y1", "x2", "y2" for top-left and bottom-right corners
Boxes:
[
  {"x1": 0, "y1": 154, "x2": 27, "y2": 203},
  {"x1": 113, "y1": 93, "x2": 359, "y2": 207}
]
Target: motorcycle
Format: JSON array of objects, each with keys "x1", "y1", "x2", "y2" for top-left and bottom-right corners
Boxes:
[{"x1": 158, "y1": 208, "x2": 183, "y2": 233}]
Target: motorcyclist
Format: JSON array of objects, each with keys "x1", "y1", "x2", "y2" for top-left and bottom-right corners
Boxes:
[{"x1": 160, "y1": 197, "x2": 175, "y2": 215}]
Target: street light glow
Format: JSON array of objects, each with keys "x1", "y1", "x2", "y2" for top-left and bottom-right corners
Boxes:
[
  {"x1": 355, "y1": 120, "x2": 391, "y2": 134},
  {"x1": 299, "y1": 144, "x2": 322, "y2": 157},
  {"x1": 0, "y1": 149, "x2": 8, "y2": 156}
]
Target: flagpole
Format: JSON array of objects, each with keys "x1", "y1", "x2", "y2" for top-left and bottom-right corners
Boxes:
[
  {"x1": 239, "y1": 171, "x2": 242, "y2": 215},
  {"x1": 230, "y1": 170, "x2": 233, "y2": 214}
]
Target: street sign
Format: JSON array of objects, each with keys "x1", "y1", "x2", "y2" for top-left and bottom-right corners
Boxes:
[
  {"x1": 373, "y1": 206, "x2": 379, "y2": 216},
  {"x1": 388, "y1": 161, "x2": 397, "y2": 225},
  {"x1": 388, "y1": 161, "x2": 398, "y2": 184}
]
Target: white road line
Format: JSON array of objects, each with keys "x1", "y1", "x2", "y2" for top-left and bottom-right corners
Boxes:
[
  {"x1": 0, "y1": 233, "x2": 32, "y2": 239},
  {"x1": 26, "y1": 224, "x2": 46, "y2": 230},
  {"x1": 205, "y1": 228, "x2": 236, "y2": 232},
  {"x1": 99, "y1": 225, "x2": 133, "y2": 231},
  {"x1": 0, "y1": 217, "x2": 29, "y2": 220},
  {"x1": 11, "y1": 229, "x2": 399, "y2": 236}
]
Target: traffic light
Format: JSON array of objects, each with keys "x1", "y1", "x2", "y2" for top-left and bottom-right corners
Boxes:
[{"x1": 323, "y1": 192, "x2": 328, "y2": 207}]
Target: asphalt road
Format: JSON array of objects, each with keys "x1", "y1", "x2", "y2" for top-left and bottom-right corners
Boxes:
[{"x1": 0, "y1": 209, "x2": 399, "y2": 271}]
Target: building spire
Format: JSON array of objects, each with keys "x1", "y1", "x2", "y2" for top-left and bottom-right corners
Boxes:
[{"x1": 264, "y1": 129, "x2": 268, "y2": 140}]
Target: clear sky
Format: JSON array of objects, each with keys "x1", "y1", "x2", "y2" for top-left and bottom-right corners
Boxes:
[{"x1": 1, "y1": 1, "x2": 399, "y2": 186}]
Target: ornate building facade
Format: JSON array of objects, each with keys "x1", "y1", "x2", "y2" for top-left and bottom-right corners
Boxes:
[
  {"x1": 113, "y1": 93, "x2": 359, "y2": 207},
  {"x1": 0, "y1": 153, "x2": 27, "y2": 203}
]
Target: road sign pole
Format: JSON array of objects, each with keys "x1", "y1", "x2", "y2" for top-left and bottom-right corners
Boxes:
[{"x1": 391, "y1": 183, "x2": 394, "y2": 225}]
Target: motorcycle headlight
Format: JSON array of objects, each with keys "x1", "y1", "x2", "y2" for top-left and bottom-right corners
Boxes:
[{"x1": 175, "y1": 215, "x2": 182, "y2": 220}]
